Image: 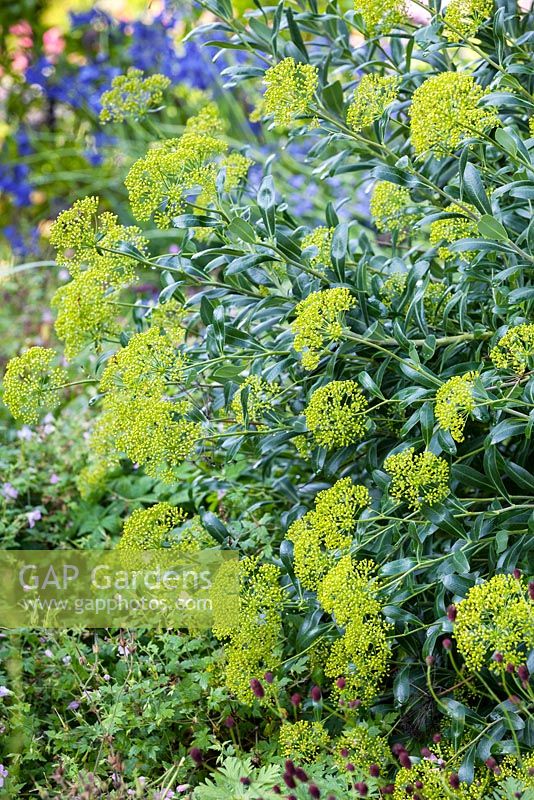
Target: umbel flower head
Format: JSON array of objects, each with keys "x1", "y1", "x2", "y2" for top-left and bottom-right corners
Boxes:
[
  {"x1": 392, "y1": 759, "x2": 491, "y2": 799},
  {"x1": 334, "y1": 726, "x2": 389, "y2": 772},
  {"x1": 230, "y1": 375, "x2": 279, "y2": 427},
  {"x1": 380, "y1": 273, "x2": 445, "y2": 324},
  {"x1": 3, "y1": 347, "x2": 67, "y2": 424},
  {"x1": 301, "y1": 226, "x2": 334, "y2": 270},
  {"x1": 92, "y1": 394, "x2": 201, "y2": 485},
  {"x1": 435, "y1": 372, "x2": 477, "y2": 442},
  {"x1": 318, "y1": 557, "x2": 391, "y2": 706},
  {"x1": 50, "y1": 196, "x2": 147, "y2": 283},
  {"x1": 429, "y1": 203, "x2": 478, "y2": 261},
  {"x1": 454, "y1": 574, "x2": 534, "y2": 673},
  {"x1": 490, "y1": 323, "x2": 534, "y2": 375},
  {"x1": 99, "y1": 327, "x2": 187, "y2": 398},
  {"x1": 263, "y1": 57, "x2": 318, "y2": 127},
  {"x1": 212, "y1": 557, "x2": 283, "y2": 704},
  {"x1": 354, "y1": 0, "x2": 407, "y2": 33},
  {"x1": 384, "y1": 447, "x2": 449, "y2": 510},
  {"x1": 99, "y1": 68, "x2": 170, "y2": 123},
  {"x1": 278, "y1": 721, "x2": 330, "y2": 762},
  {"x1": 118, "y1": 503, "x2": 209, "y2": 556},
  {"x1": 148, "y1": 298, "x2": 187, "y2": 345},
  {"x1": 305, "y1": 380, "x2": 369, "y2": 449},
  {"x1": 409, "y1": 72, "x2": 498, "y2": 156},
  {"x1": 288, "y1": 478, "x2": 371, "y2": 590},
  {"x1": 370, "y1": 182, "x2": 416, "y2": 238},
  {"x1": 51, "y1": 270, "x2": 121, "y2": 360},
  {"x1": 292, "y1": 288, "x2": 356, "y2": 371},
  {"x1": 347, "y1": 75, "x2": 399, "y2": 132},
  {"x1": 443, "y1": 0, "x2": 493, "y2": 41}
]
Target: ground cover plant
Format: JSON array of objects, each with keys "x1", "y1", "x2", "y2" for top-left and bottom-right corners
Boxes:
[{"x1": 1, "y1": 0, "x2": 534, "y2": 798}]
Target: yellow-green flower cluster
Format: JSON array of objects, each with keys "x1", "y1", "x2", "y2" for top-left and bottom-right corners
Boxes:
[
  {"x1": 125, "y1": 132, "x2": 225, "y2": 227},
  {"x1": 301, "y1": 226, "x2": 334, "y2": 270},
  {"x1": 435, "y1": 372, "x2": 477, "y2": 442},
  {"x1": 454, "y1": 574, "x2": 534, "y2": 672},
  {"x1": 99, "y1": 68, "x2": 170, "y2": 124},
  {"x1": 292, "y1": 288, "x2": 356, "y2": 371},
  {"x1": 278, "y1": 721, "x2": 330, "y2": 762},
  {"x1": 370, "y1": 182, "x2": 416, "y2": 237},
  {"x1": 380, "y1": 274, "x2": 444, "y2": 324},
  {"x1": 149, "y1": 299, "x2": 186, "y2": 345},
  {"x1": 498, "y1": 754, "x2": 534, "y2": 790},
  {"x1": 99, "y1": 326, "x2": 187, "y2": 396},
  {"x1": 490, "y1": 323, "x2": 534, "y2": 375},
  {"x1": 231, "y1": 375, "x2": 279, "y2": 427},
  {"x1": 49, "y1": 197, "x2": 148, "y2": 358},
  {"x1": 384, "y1": 448, "x2": 450, "y2": 510},
  {"x1": 3, "y1": 347, "x2": 67, "y2": 424},
  {"x1": 118, "y1": 503, "x2": 186, "y2": 552},
  {"x1": 393, "y1": 760, "x2": 491, "y2": 799},
  {"x1": 222, "y1": 152, "x2": 254, "y2": 192},
  {"x1": 443, "y1": 0, "x2": 493, "y2": 41},
  {"x1": 334, "y1": 726, "x2": 389, "y2": 772},
  {"x1": 430, "y1": 203, "x2": 478, "y2": 261},
  {"x1": 409, "y1": 72, "x2": 498, "y2": 156},
  {"x1": 318, "y1": 556, "x2": 380, "y2": 627},
  {"x1": 76, "y1": 460, "x2": 111, "y2": 502},
  {"x1": 347, "y1": 75, "x2": 399, "y2": 132},
  {"x1": 50, "y1": 196, "x2": 147, "y2": 282},
  {"x1": 51, "y1": 271, "x2": 120, "y2": 359},
  {"x1": 305, "y1": 380, "x2": 369, "y2": 449},
  {"x1": 212, "y1": 557, "x2": 283, "y2": 704},
  {"x1": 184, "y1": 101, "x2": 225, "y2": 137},
  {"x1": 263, "y1": 57, "x2": 318, "y2": 127},
  {"x1": 287, "y1": 478, "x2": 370, "y2": 590},
  {"x1": 354, "y1": 0, "x2": 407, "y2": 33},
  {"x1": 91, "y1": 328, "x2": 200, "y2": 483}
]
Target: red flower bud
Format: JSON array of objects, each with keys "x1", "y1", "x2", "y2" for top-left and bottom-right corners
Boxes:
[
  {"x1": 250, "y1": 678, "x2": 264, "y2": 699},
  {"x1": 369, "y1": 764, "x2": 380, "y2": 777},
  {"x1": 355, "y1": 782, "x2": 368, "y2": 796},
  {"x1": 447, "y1": 604, "x2": 457, "y2": 621},
  {"x1": 189, "y1": 747, "x2": 203, "y2": 766},
  {"x1": 442, "y1": 638, "x2": 453, "y2": 650},
  {"x1": 449, "y1": 773, "x2": 460, "y2": 789},
  {"x1": 295, "y1": 768, "x2": 308, "y2": 782},
  {"x1": 290, "y1": 693, "x2": 302, "y2": 707},
  {"x1": 264, "y1": 671, "x2": 274, "y2": 684},
  {"x1": 309, "y1": 784, "x2": 320, "y2": 798},
  {"x1": 336, "y1": 677, "x2": 346, "y2": 689},
  {"x1": 310, "y1": 685, "x2": 322, "y2": 702}
]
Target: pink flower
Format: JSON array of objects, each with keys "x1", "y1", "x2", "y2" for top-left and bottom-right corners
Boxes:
[
  {"x1": 43, "y1": 27, "x2": 65, "y2": 59},
  {"x1": 407, "y1": 0, "x2": 432, "y2": 23},
  {"x1": 49, "y1": 474, "x2": 60, "y2": 485},
  {"x1": 1, "y1": 483, "x2": 18, "y2": 500},
  {"x1": 27, "y1": 508, "x2": 42, "y2": 528}
]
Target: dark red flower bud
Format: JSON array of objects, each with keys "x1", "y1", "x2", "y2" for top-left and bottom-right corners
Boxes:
[
  {"x1": 442, "y1": 638, "x2": 453, "y2": 650},
  {"x1": 369, "y1": 764, "x2": 380, "y2": 777},
  {"x1": 506, "y1": 663, "x2": 516, "y2": 674},
  {"x1": 290, "y1": 692, "x2": 302, "y2": 707},
  {"x1": 529, "y1": 767, "x2": 534, "y2": 776},
  {"x1": 309, "y1": 784, "x2": 320, "y2": 798},
  {"x1": 449, "y1": 773, "x2": 460, "y2": 790},
  {"x1": 399, "y1": 752, "x2": 412, "y2": 769},
  {"x1": 285, "y1": 760, "x2": 296, "y2": 775},
  {"x1": 340, "y1": 748, "x2": 349, "y2": 757},
  {"x1": 283, "y1": 773, "x2": 296, "y2": 789},
  {"x1": 485, "y1": 757, "x2": 498, "y2": 771},
  {"x1": 432, "y1": 733, "x2": 442, "y2": 743},
  {"x1": 273, "y1": 786, "x2": 282, "y2": 795},
  {"x1": 421, "y1": 747, "x2": 432, "y2": 758},
  {"x1": 529, "y1": 582, "x2": 534, "y2": 600},
  {"x1": 346, "y1": 763, "x2": 355, "y2": 772},
  {"x1": 348, "y1": 698, "x2": 361, "y2": 709},
  {"x1": 392, "y1": 744, "x2": 405, "y2": 756},
  {"x1": 355, "y1": 782, "x2": 368, "y2": 796},
  {"x1": 240, "y1": 777, "x2": 251, "y2": 786},
  {"x1": 380, "y1": 785, "x2": 395, "y2": 795},
  {"x1": 287, "y1": 796, "x2": 297, "y2": 800},
  {"x1": 189, "y1": 747, "x2": 203, "y2": 765},
  {"x1": 517, "y1": 665, "x2": 529, "y2": 683},
  {"x1": 310, "y1": 685, "x2": 322, "y2": 702},
  {"x1": 447, "y1": 604, "x2": 457, "y2": 621},
  {"x1": 250, "y1": 678, "x2": 264, "y2": 698},
  {"x1": 426, "y1": 656, "x2": 435, "y2": 666},
  {"x1": 336, "y1": 677, "x2": 346, "y2": 689},
  {"x1": 224, "y1": 715, "x2": 235, "y2": 728},
  {"x1": 264, "y1": 671, "x2": 274, "y2": 684},
  {"x1": 509, "y1": 694, "x2": 521, "y2": 704},
  {"x1": 295, "y1": 768, "x2": 308, "y2": 782},
  {"x1": 493, "y1": 652, "x2": 504, "y2": 663},
  {"x1": 513, "y1": 568, "x2": 521, "y2": 579},
  {"x1": 415, "y1": 781, "x2": 423, "y2": 789}
]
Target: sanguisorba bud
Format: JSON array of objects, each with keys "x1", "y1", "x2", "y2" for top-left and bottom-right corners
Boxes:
[
  {"x1": 189, "y1": 747, "x2": 203, "y2": 766},
  {"x1": 310, "y1": 685, "x2": 322, "y2": 702},
  {"x1": 250, "y1": 678, "x2": 265, "y2": 699},
  {"x1": 447, "y1": 604, "x2": 457, "y2": 621}
]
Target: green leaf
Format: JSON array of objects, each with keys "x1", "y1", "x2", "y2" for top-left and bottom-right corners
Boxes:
[
  {"x1": 257, "y1": 175, "x2": 276, "y2": 237},
  {"x1": 226, "y1": 217, "x2": 257, "y2": 244},
  {"x1": 461, "y1": 162, "x2": 491, "y2": 214},
  {"x1": 477, "y1": 214, "x2": 508, "y2": 242}
]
